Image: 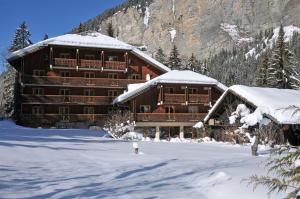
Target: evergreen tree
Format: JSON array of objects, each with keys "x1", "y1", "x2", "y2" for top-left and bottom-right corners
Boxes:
[
  {"x1": 9, "y1": 21, "x2": 31, "y2": 52},
  {"x1": 185, "y1": 54, "x2": 199, "y2": 71},
  {"x1": 43, "y1": 33, "x2": 49, "y2": 40},
  {"x1": 247, "y1": 146, "x2": 300, "y2": 198},
  {"x1": 107, "y1": 22, "x2": 114, "y2": 37},
  {"x1": 256, "y1": 53, "x2": 269, "y2": 87},
  {"x1": 77, "y1": 23, "x2": 84, "y2": 33},
  {"x1": 168, "y1": 45, "x2": 181, "y2": 70},
  {"x1": 155, "y1": 47, "x2": 167, "y2": 65},
  {"x1": 268, "y1": 25, "x2": 300, "y2": 89},
  {"x1": 2, "y1": 66, "x2": 17, "y2": 119}
]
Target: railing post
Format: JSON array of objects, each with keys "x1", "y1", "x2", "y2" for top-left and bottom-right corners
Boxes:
[
  {"x1": 185, "y1": 86, "x2": 188, "y2": 105},
  {"x1": 180, "y1": 126, "x2": 184, "y2": 139}
]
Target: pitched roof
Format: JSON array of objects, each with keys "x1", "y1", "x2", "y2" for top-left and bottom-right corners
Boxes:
[
  {"x1": 114, "y1": 70, "x2": 227, "y2": 104},
  {"x1": 7, "y1": 32, "x2": 170, "y2": 72},
  {"x1": 204, "y1": 85, "x2": 300, "y2": 125}
]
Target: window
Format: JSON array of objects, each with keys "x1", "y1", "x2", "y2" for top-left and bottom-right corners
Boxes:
[
  {"x1": 140, "y1": 105, "x2": 151, "y2": 113},
  {"x1": 108, "y1": 56, "x2": 118, "y2": 61},
  {"x1": 32, "y1": 88, "x2": 44, "y2": 95},
  {"x1": 83, "y1": 107, "x2": 94, "y2": 114},
  {"x1": 84, "y1": 89, "x2": 95, "y2": 96},
  {"x1": 33, "y1": 70, "x2": 45, "y2": 76},
  {"x1": 188, "y1": 88, "x2": 198, "y2": 94},
  {"x1": 59, "y1": 89, "x2": 70, "y2": 96},
  {"x1": 59, "y1": 53, "x2": 71, "y2": 59},
  {"x1": 60, "y1": 71, "x2": 70, "y2": 77},
  {"x1": 165, "y1": 87, "x2": 174, "y2": 94},
  {"x1": 32, "y1": 106, "x2": 44, "y2": 115},
  {"x1": 131, "y1": 74, "x2": 140, "y2": 80},
  {"x1": 108, "y1": 73, "x2": 118, "y2": 79},
  {"x1": 108, "y1": 90, "x2": 119, "y2": 97},
  {"x1": 84, "y1": 54, "x2": 95, "y2": 60},
  {"x1": 84, "y1": 72, "x2": 95, "y2": 78}
]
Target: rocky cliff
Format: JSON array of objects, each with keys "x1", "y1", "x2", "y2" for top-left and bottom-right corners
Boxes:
[{"x1": 80, "y1": 0, "x2": 300, "y2": 60}]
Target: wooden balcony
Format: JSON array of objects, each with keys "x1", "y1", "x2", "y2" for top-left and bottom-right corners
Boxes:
[
  {"x1": 23, "y1": 75, "x2": 145, "y2": 88},
  {"x1": 104, "y1": 61, "x2": 126, "y2": 71},
  {"x1": 22, "y1": 95, "x2": 113, "y2": 105},
  {"x1": 188, "y1": 94, "x2": 210, "y2": 104},
  {"x1": 20, "y1": 114, "x2": 108, "y2": 123},
  {"x1": 54, "y1": 58, "x2": 77, "y2": 67},
  {"x1": 80, "y1": 59, "x2": 102, "y2": 68},
  {"x1": 53, "y1": 58, "x2": 126, "y2": 71},
  {"x1": 163, "y1": 94, "x2": 210, "y2": 104},
  {"x1": 135, "y1": 113, "x2": 207, "y2": 122},
  {"x1": 164, "y1": 94, "x2": 186, "y2": 104}
]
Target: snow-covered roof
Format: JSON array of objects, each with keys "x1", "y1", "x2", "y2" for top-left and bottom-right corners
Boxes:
[
  {"x1": 7, "y1": 32, "x2": 170, "y2": 72},
  {"x1": 204, "y1": 85, "x2": 300, "y2": 125},
  {"x1": 114, "y1": 70, "x2": 227, "y2": 104}
]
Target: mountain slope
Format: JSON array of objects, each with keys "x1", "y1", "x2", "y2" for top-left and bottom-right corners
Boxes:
[{"x1": 78, "y1": 0, "x2": 300, "y2": 60}]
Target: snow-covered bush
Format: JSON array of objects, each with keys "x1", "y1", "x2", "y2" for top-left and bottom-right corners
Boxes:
[
  {"x1": 103, "y1": 110, "x2": 135, "y2": 139},
  {"x1": 229, "y1": 104, "x2": 282, "y2": 155}
]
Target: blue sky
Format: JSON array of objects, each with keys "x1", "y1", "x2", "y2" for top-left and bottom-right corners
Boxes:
[{"x1": 0, "y1": 0, "x2": 125, "y2": 72}]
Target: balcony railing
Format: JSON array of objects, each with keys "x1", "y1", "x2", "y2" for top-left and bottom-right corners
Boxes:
[
  {"x1": 22, "y1": 95, "x2": 113, "y2": 105},
  {"x1": 20, "y1": 114, "x2": 108, "y2": 123},
  {"x1": 135, "y1": 113, "x2": 206, "y2": 122},
  {"x1": 163, "y1": 94, "x2": 210, "y2": 104},
  {"x1": 23, "y1": 75, "x2": 145, "y2": 88},
  {"x1": 104, "y1": 61, "x2": 126, "y2": 70},
  {"x1": 80, "y1": 59, "x2": 102, "y2": 68},
  {"x1": 54, "y1": 58, "x2": 77, "y2": 67},
  {"x1": 52, "y1": 58, "x2": 126, "y2": 71},
  {"x1": 164, "y1": 94, "x2": 186, "y2": 104},
  {"x1": 188, "y1": 94, "x2": 210, "y2": 104}
]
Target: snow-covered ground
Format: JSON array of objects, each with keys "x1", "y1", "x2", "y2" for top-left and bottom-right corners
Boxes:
[{"x1": 0, "y1": 121, "x2": 282, "y2": 199}]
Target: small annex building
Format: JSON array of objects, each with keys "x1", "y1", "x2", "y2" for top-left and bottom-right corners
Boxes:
[
  {"x1": 113, "y1": 70, "x2": 227, "y2": 139},
  {"x1": 203, "y1": 85, "x2": 300, "y2": 145}
]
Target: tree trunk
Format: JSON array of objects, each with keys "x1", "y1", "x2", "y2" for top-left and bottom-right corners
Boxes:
[{"x1": 251, "y1": 133, "x2": 260, "y2": 156}]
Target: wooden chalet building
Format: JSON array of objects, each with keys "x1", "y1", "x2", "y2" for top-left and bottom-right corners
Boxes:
[
  {"x1": 7, "y1": 32, "x2": 170, "y2": 128},
  {"x1": 203, "y1": 85, "x2": 300, "y2": 145},
  {"x1": 113, "y1": 70, "x2": 227, "y2": 139}
]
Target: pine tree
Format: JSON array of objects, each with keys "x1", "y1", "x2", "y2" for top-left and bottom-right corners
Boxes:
[
  {"x1": 268, "y1": 25, "x2": 300, "y2": 89},
  {"x1": 155, "y1": 47, "x2": 167, "y2": 65},
  {"x1": 247, "y1": 146, "x2": 300, "y2": 198},
  {"x1": 107, "y1": 22, "x2": 114, "y2": 37},
  {"x1": 9, "y1": 21, "x2": 31, "y2": 52},
  {"x1": 168, "y1": 45, "x2": 181, "y2": 70},
  {"x1": 77, "y1": 23, "x2": 84, "y2": 33},
  {"x1": 185, "y1": 54, "x2": 199, "y2": 71},
  {"x1": 2, "y1": 66, "x2": 17, "y2": 119},
  {"x1": 256, "y1": 53, "x2": 269, "y2": 87},
  {"x1": 43, "y1": 33, "x2": 49, "y2": 40}
]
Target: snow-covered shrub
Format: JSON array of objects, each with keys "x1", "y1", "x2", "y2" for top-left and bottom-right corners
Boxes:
[
  {"x1": 103, "y1": 110, "x2": 135, "y2": 139},
  {"x1": 229, "y1": 104, "x2": 281, "y2": 155},
  {"x1": 121, "y1": 131, "x2": 143, "y2": 141}
]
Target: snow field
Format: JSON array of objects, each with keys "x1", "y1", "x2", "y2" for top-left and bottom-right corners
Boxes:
[{"x1": 0, "y1": 121, "x2": 283, "y2": 199}]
